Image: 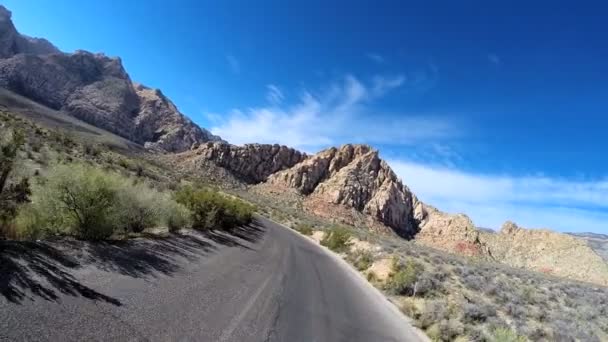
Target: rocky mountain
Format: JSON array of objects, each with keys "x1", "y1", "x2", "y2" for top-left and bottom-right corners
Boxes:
[
  {"x1": 481, "y1": 222, "x2": 608, "y2": 286},
  {"x1": 175, "y1": 142, "x2": 307, "y2": 183},
  {"x1": 0, "y1": 7, "x2": 59, "y2": 57},
  {"x1": 567, "y1": 232, "x2": 608, "y2": 262},
  {"x1": 261, "y1": 144, "x2": 419, "y2": 237},
  {"x1": 0, "y1": 5, "x2": 221, "y2": 152}
]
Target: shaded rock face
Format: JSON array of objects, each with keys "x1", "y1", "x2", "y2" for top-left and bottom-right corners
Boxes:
[
  {"x1": 264, "y1": 144, "x2": 419, "y2": 237},
  {"x1": 0, "y1": 5, "x2": 221, "y2": 152},
  {"x1": 184, "y1": 142, "x2": 307, "y2": 183},
  {"x1": 0, "y1": 7, "x2": 59, "y2": 58}
]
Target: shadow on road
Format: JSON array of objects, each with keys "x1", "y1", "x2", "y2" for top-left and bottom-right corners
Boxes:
[
  {"x1": 202, "y1": 220, "x2": 266, "y2": 250},
  {"x1": 0, "y1": 219, "x2": 267, "y2": 305}
]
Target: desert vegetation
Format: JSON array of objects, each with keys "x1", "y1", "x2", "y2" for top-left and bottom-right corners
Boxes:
[
  {"x1": 14, "y1": 163, "x2": 191, "y2": 240},
  {"x1": 270, "y1": 208, "x2": 608, "y2": 342},
  {"x1": 0, "y1": 112, "x2": 255, "y2": 241},
  {"x1": 174, "y1": 185, "x2": 255, "y2": 230}
]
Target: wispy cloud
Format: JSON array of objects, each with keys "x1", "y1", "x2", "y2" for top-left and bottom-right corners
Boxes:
[
  {"x1": 211, "y1": 74, "x2": 457, "y2": 151},
  {"x1": 388, "y1": 159, "x2": 608, "y2": 233},
  {"x1": 266, "y1": 84, "x2": 284, "y2": 105},
  {"x1": 488, "y1": 53, "x2": 501, "y2": 65},
  {"x1": 226, "y1": 54, "x2": 240, "y2": 74},
  {"x1": 372, "y1": 74, "x2": 406, "y2": 97},
  {"x1": 366, "y1": 53, "x2": 385, "y2": 64}
]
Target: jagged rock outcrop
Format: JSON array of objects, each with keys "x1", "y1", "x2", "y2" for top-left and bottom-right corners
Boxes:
[
  {"x1": 134, "y1": 84, "x2": 221, "y2": 151},
  {"x1": 0, "y1": 5, "x2": 221, "y2": 152},
  {"x1": 262, "y1": 144, "x2": 419, "y2": 237},
  {"x1": 480, "y1": 222, "x2": 608, "y2": 286},
  {"x1": 413, "y1": 201, "x2": 487, "y2": 257},
  {"x1": 0, "y1": 7, "x2": 59, "y2": 58},
  {"x1": 178, "y1": 142, "x2": 307, "y2": 183}
]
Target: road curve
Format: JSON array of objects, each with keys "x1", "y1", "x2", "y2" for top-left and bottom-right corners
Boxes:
[{"x1": 0, "y1": 216, "x2": 425, "y2": 342}]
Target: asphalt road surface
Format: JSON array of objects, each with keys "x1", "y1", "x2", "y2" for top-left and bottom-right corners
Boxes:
[{"x1": 0, "y1": 216, "x2": 425, "y2": 342}]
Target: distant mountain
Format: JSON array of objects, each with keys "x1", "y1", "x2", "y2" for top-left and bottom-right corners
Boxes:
[
  {"x1": 0, "y1": 5, "x2": 221, "y2": 152},
  {"x1": 567, "y1": 232, "x2": 608, "y2": 262}
]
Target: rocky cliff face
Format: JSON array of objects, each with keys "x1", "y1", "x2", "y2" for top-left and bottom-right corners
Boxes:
[
  {"x1": 480, "y1": 222, "x2": 608, "y2": 286},
  {"x1": 176, "y1": 142, "x2": 307, "y2": 183},
  {"x1": 260, "y1": 144, "x2": 419, "y2": 237},
  {"x1": 0, "y1": 7, "x2": 59, "y2": 58},
  {"x1": 413, "y1": 201, "x2": 487, "y2": 257},
  {"x1": 0, "y1": 5, "x2": 221, "y2": 152}
]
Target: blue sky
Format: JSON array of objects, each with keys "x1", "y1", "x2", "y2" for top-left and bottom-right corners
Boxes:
[{"x1": 5, "y1": 0, "x2": 608, "y2": 233}]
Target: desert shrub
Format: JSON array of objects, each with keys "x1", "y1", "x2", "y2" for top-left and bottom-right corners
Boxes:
[
  {"x1": 414, "y1": 271, "x2": 444, "y2": 297},
  {"x1": 320, "y1": 226, "x2": 352, "y2": 253},
  {"x1": 174, "y1": 185, "x2": 255, "y2": 230},
  {"x1": 16, "y1": 164, "x2": 188, "y2": 240},
  {"x1": 489, "y1": 327, "x2": 527, "y2": 342},
  {"x1": 385, "y1": 257, "x2": 423, "y2": 296},
  {"x1": 436, "y1": 319, "x2": 465, "y2": 341},
  {"x1": 348, "y1": 249, "x2": 374, "y2": 271},
  {"x1": 462, "y1": 302, "x2": 496, "y2": 324},
  {"x1": 294, "y1": 223, "x2": 313, "y2": 235},
  {"x1": 416, "y1": 299, "x2": 450, "y2": 330},
  {"x1": 0, "y1": 130, "x2": 31, "y2": 235},
  {"x1": 165, "y1": 200, "x2": 192, "y2": 232},
  {"x1": 116, "y1": 182, "x2": 164, "y2": 233}
]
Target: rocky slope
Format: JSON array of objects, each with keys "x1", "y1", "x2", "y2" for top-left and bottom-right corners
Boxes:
[
  {"x1": 481, "y1": 222, "x2": 608, "y2": 286},
  {"x1": 258, "y1": 144, "x2": 419, "y2": 237},
  {"x1": 413, "y1": 202, "x2": 487, "y2": 257},
  {"x1": 250, "y1": 144, "x2": 608, "y2": 285},
  {"x1": 567, "y1": 232, "x2": 608, "y2": 262},
  {"x1": 0, "y1": 5, "x2": 220, "y2": 152}
]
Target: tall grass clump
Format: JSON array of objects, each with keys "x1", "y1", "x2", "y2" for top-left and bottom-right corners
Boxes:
[
  {"x1": 15, "y1": 163, "x2": 191, "y2": 240},
  {"x1": 174, "y1": 185, "x2": 255, "y2": 230}
]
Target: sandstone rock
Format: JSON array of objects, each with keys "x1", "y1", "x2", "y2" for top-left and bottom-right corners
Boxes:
[
  {"x1": 179, "y1": 142, "x2": 307, "y2": 183},
  {"x1": 413, "y1": 201, "x2": 486, "y2": 257},
  {"x1": 481, "y1": 221, "x2": 608, "y2": 286},
  {"x1": 263, "y1": 144, "x2": 418, "y2": 237}
]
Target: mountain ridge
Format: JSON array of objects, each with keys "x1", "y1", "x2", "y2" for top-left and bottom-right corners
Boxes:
[
  {"x1": 0, "y1": 5, "x2": 221, "y2": 152},
  {"x1": 0, "y1": 5, "x2": 606, "y2": 286}
]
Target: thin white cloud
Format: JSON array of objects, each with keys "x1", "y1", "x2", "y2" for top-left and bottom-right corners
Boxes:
[
  {"x1": 372, "y1": 75, "x2": 406, "y2": 97},
  {"x1": 488, "y1": 53, "x2": 501, "y2": 65},
  {"x1": 226, "y1": 54, "x2": 240, "y2": 74},
  {"x1": 388, "y1": 159, "x2": 608, "y2": 233},
  {"x1": 211, "y1": 74, "x2": 457, "y2": 151},
  {"x1": 266, "y1": 84, "x2": 284, "y2": 105},
  {"x1": 366, "y1": 53, "x2": 385, "y2": 64}
]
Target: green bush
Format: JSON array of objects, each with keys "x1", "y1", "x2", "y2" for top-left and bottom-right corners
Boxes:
[
  {"x1": 0, "y1": 130, "x2": 31, "y2": 235},
  {"x1": 320, "y1": 226, "x2": 352, "y2": 253},
  {"x1": 164, "y1": 199, "x2": 192, "y2": 232},
  {"x1": 294, "y1": 223, "x2": 313, "y2": 235},
  {"x1": 385, "y1": 257, "x2": 423, "y2": 296},
  {"x1": 490, "y1": 328, "x2": 527, "y2": 342},
  {"x1": 117, "y1": 182, "x2": 162, "y2": 233},
  {"x1": 16, "y1": 164, "x2": 190, "y2": 240},
  {"x1": 174, "y1": 185, "x2": 255, "y2": 230},
  {"x1": 348, "y1": 249, "x2": 374, "y2": 271}
]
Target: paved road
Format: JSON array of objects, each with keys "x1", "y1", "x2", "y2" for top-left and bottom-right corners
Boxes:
[{"x1": 0, "y1": 216, "x2": 425, "y2": 342}]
